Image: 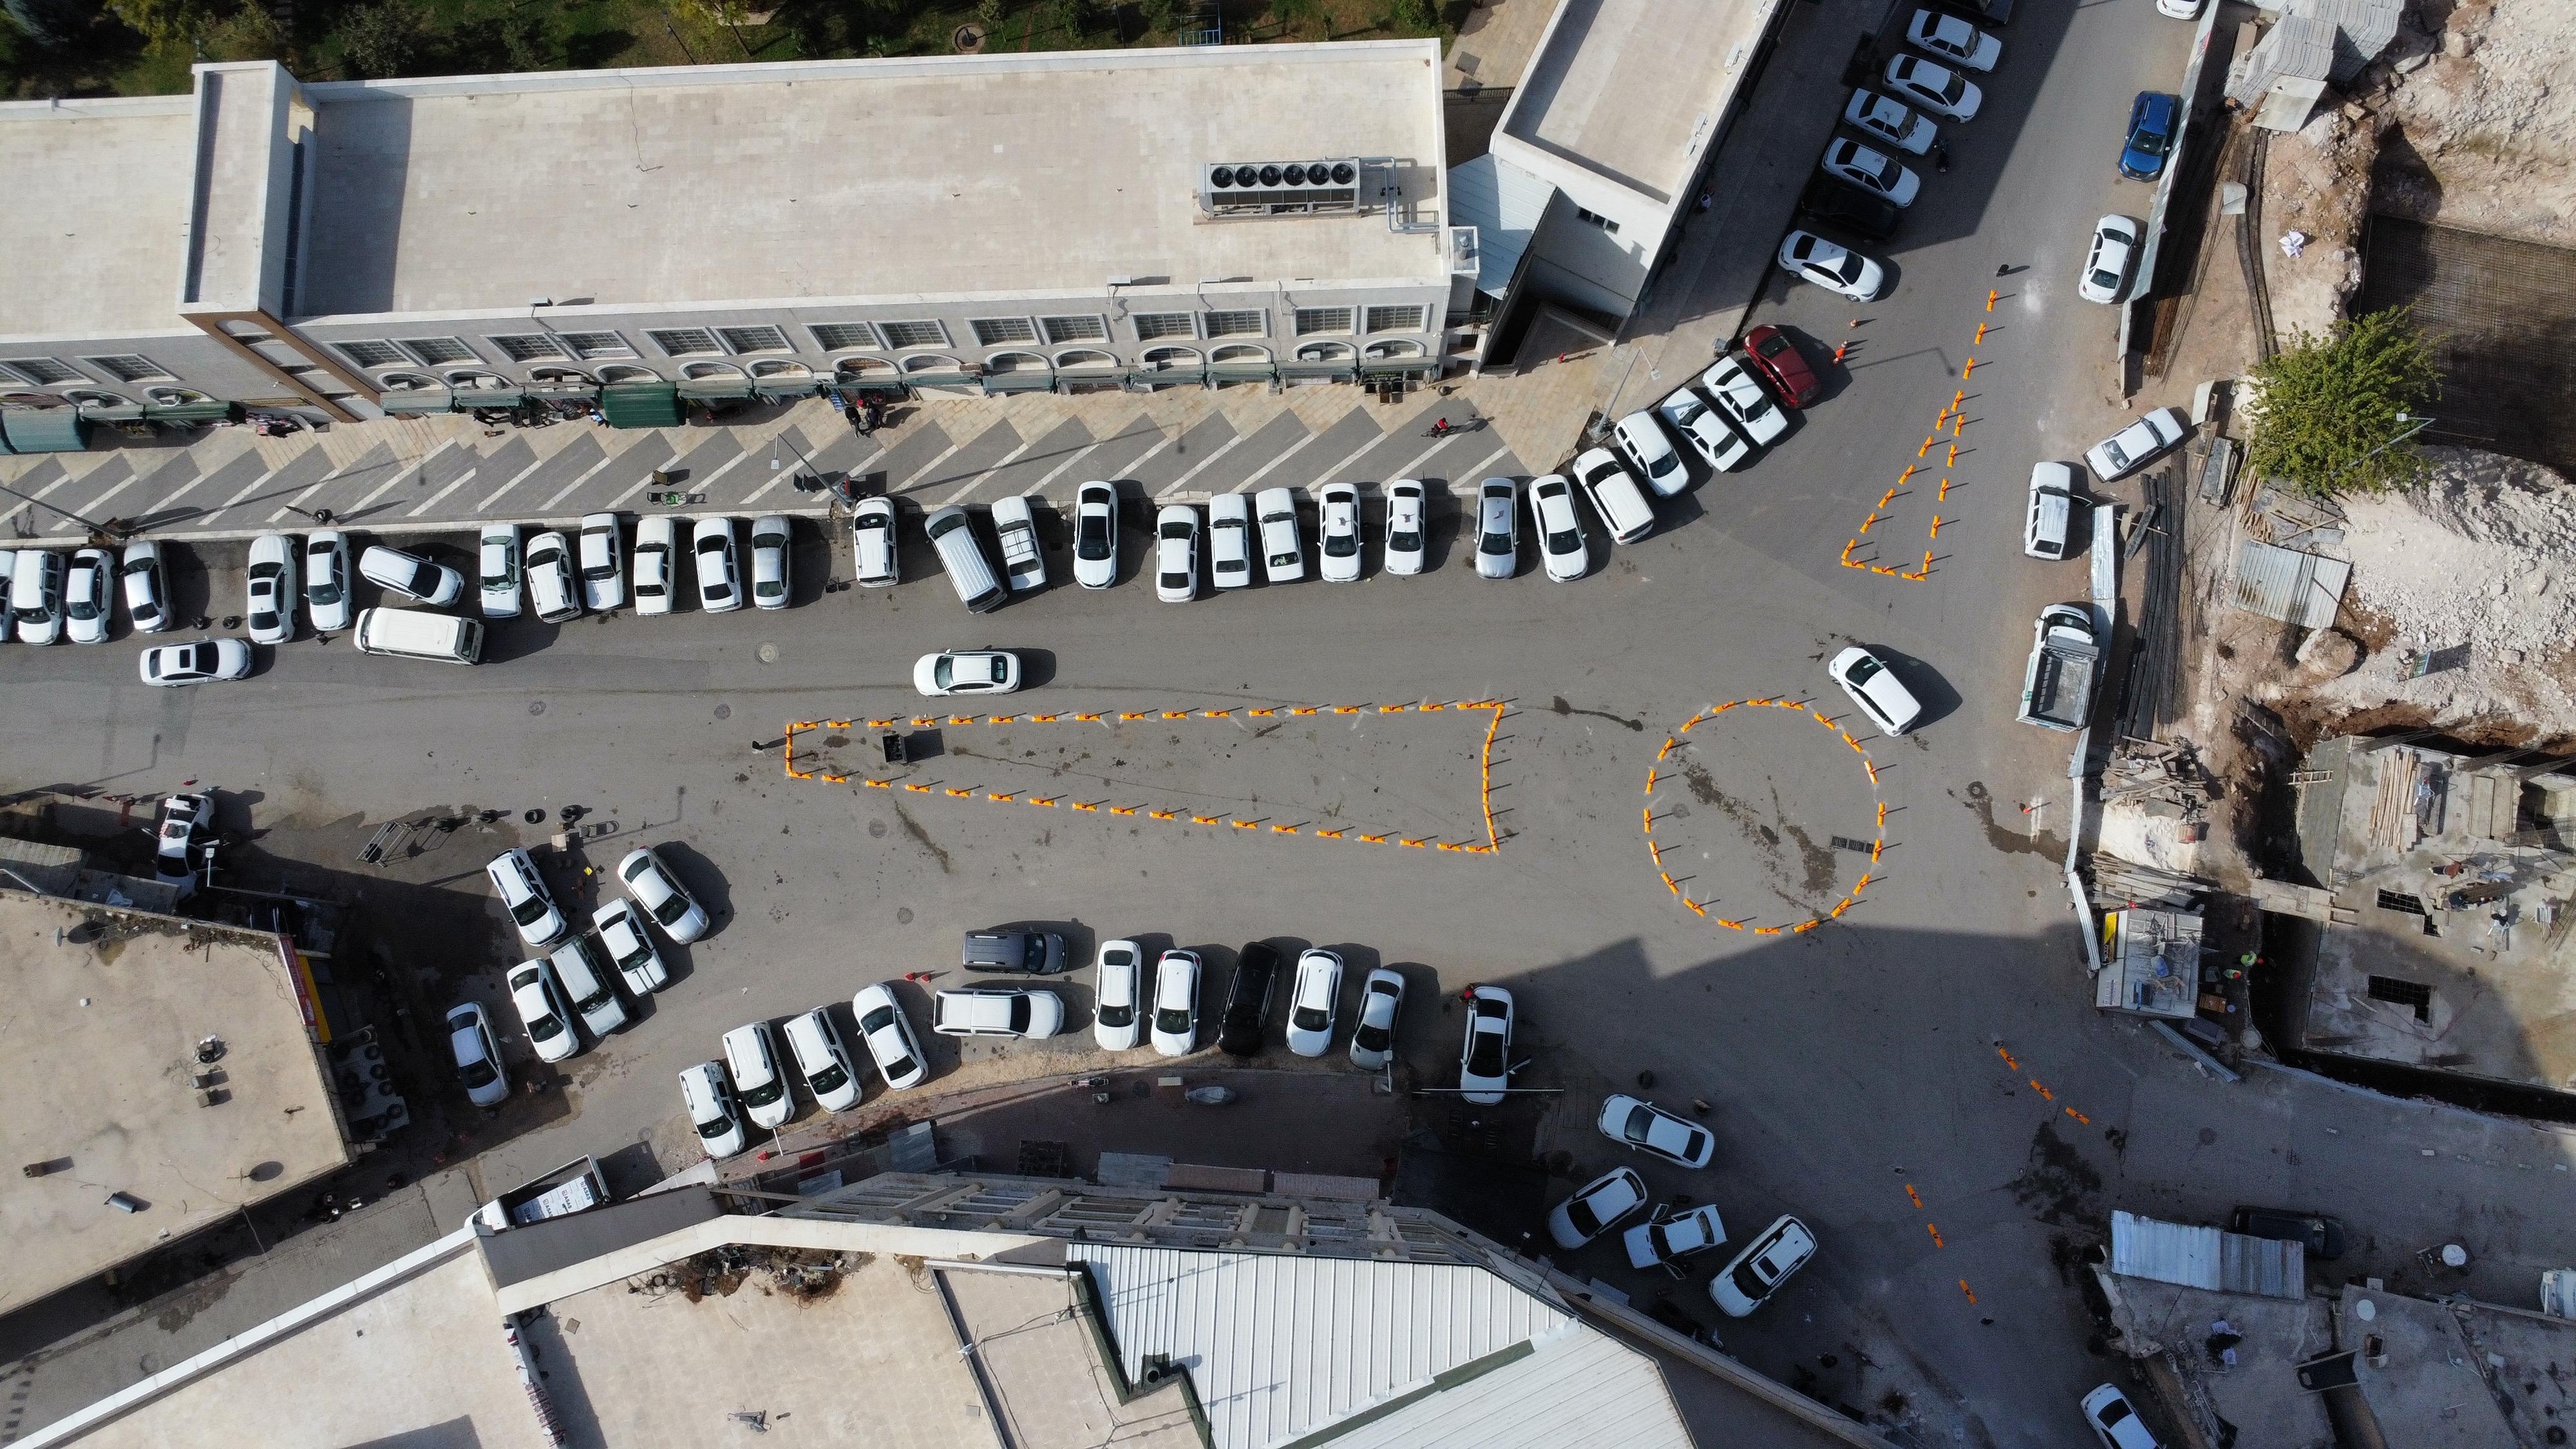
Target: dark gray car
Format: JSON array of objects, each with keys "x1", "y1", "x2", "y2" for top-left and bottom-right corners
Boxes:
[{"x1": 962, "y1": 929, "x2": 1068, "y2": 975}]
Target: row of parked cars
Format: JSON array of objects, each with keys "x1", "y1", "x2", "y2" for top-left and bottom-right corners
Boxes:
[{"x1": 1546, "y1": 1101, "x2": 1817, "y2": 1317}]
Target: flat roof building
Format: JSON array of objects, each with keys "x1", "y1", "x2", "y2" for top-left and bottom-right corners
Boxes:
[{"x1": 0, "y1": 890, "x2": 353, "y2": 1318}]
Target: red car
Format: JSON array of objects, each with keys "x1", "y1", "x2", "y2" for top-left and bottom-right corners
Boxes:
[{"x1": 1740, "y1": 325, "x2": 1821, "y2": 408}]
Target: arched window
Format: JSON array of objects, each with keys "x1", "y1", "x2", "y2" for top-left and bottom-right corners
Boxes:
[
  {"x1": 1140, "y1": 346, "x2": 1202, "y2": 370},
  {"x1": 529, "y1": 366, "x2": 596, "y2": 386},
  {"x1": 1209, "y1": 345, "x2": 1271, "y2": 365},
  {"x1": 1294, "y1": 342, "x2": 1356, "y2": 363},
  {"x1": 144, "y1": 386, "x2": 214, "y2": 406},
  {"x1": 1054, "y1": 349, "x2": 1118, "y2": 372},
  {"x1": 747, "y1": 359, "x2": 813, "y2": 379},
  {"x1": 377, "y1": 373, "x2": 440, "y2": 392},
  {"x1": 901, "y1": 355, "x2": 962, "y2": 374},
  {"x1": 446, "y1": 369, "x2": 515, "y2": 392},
  {"x1": 1362, "y1": 339, "x2": 1426, "y2": 360},
  {"x1": 983, "y1": 351, "x2": 1048, "y2": 374},
  {"x1": 597, "y1": 364, "x2": 662, "y2": 383},
  {"x1": 833, "y1": 355, "x2": 898, "y2": 379},
  {"x1": 64, "y1": 390, "x2": 132, "y2": 408},
  {"x1": 679, "y1": 361, "x2": 746, "y2": 379}
]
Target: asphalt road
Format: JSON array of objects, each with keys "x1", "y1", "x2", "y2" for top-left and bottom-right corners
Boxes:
[{"x1": 8, "y1": 6, "x2": 2576, "y2": 1448}]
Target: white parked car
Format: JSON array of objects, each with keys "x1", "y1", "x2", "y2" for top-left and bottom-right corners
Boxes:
[
  {"x1": 244, "y1": 532, "x2": 298, "y2": 645},
  {"x1": 1907, "y1": 8, "x2": 2000, "y2": 70},
  {"x1": 2081, "y1": 1383, "x2": 2163, "y2": 1449},
  {"x1": 1527, "y1": 475, "x2": 1589, "y2": 583},
  {"x1": 550, "y1": 936, "x2": 627, "y2": 1038},
  {"x1": 630, "y1": 515, "x2": 677, "y2": 616},
  {"x1": 592, "y1": 896, "x2": 669, "y2": 995},
  {"x1": 1348, "y1": 967, "x2": 1406, "y2": 1072},
  {"x1": 1094, "y1": 939, "x2": 1144, "y2": 1052},
  {"x1": 119, "y1": 540, "x2": 170, "y2": 633},
  {"x1": 932, "y1": 986, "x2": 1065, "y2": 1039},
  {"x1": 1382, "y1": 480, "x2": 1427, "y2": 576},
  {"x1": 678, "y1": 1061, "x2": 747, "y2": 1159},
  {"x1": 1710, "y1": 1215, "x2": 1818, "y2": 1317},
  {"x1": 1316, "y1": 482, "x2": 1363, "y2": 583},
  {"x1": 1884, "y1": 53, "x2": 1982, "y2": 121},
  {"x1": 2079, "y1": 214, "x2": 2143, "y2": 305},
  {"x1": 1571, "y1": 448, "x2": 1656, "y2": 545},
  {"x1": 1778, "y1": 229, "x2": 1886, "y2": 301},
  {"x1": 1829, "y1": 645, "x2": 1927, "y2": 737},
  {"x1": 1155, "y1": 504, "x2": 1200, "y2": 603},
  {"x1": 1469, "y1": 477, "x2": 1520, "y2": 579},
  {"x1": 446, "y1": 1001, "x2": 511, "y2": 1109},
  {"x1": 1821, "y1": 137, "x2": 1920, "y2": 208},
  {"x1": 1844, "y1": 87, "x2": 1935, "y2": 154},
  {"x1": 1700, "y1": 355, "x2": 1788, "y2": 448},
  {"x1": 1625, "y1": 1202, "x2": 1730, "y2": 1274},
  {"x1": 724, "y1": 1021, "x2": 793, "y2": 1130},
  {"x1": 506, "y1": 957, "x2": 581, "y2": 1063},
  {"x1": 1596, "y1": 1093, "x2": 1716, "y2": 1169},
  {"x1": 139, "y1": 638, "x2": 252, "y2": 686},
  {"x1": 850, "y1": 497, "x2": 898, "y2": 587},
  {"x1": 155, "y1": 791, "x2": 211, "y2": 886},
  {"x1": 1283, "y1": 948, "x2": 1343, "y2": 1057},
  {"x1": 913, "y1": 649, "x2": 1021, "y2": 696},
  {"x1": 1613, "y1": 411, "x2": 1690, "y2": 496},
  {"x1": 577, "y1": 512, "x2": 624, "y2": 611},
  {"x1": 8, "y1": 548, "x2": 61, "y2": 644},
  {"x1": 303, "y1": 531, "x2": 352, "y2": 632},
  {"x1": 851, "y1": 982, "x2": 929, "y2": 1090},
  {"x1": 1458, "y1": 984, "x2": 1515, "y2": 1103},
  {"x1": 690, "y1": 516, "x2": 740, "y2": 614},
  {"x1": 63, "y1": 548, "x2": 112, "y2": 644},
  {"x1": 1546, "y1": 1166, "x2": 1647, "y2": 1250},
  {"x1": 618, "y1": 846, "x2": 708, "y2": 943},
  {"x1": 486, "y1": 846, "x2": 567, "y2": 948},
  {"x1": 360, "y1": 544, "x2": 464, "y2": 607},
  {"x1": 1150, "y1": 948, "x2": 1200, "y2": 1057},
  {"x1": 525, "y1": 531, "x2": 581, "y2": 623},
  {"x1": 749, "y1": 515, "x2": 791, "y2": 609},
  {"x1": 479, "y1": 522, "x2": 522, "y2": 617},
  {"x1": 990, "y1": 494, "x2": 1046, "y2": 594},
  {"x1": 2083, "y1": 406, "x2": 2190, "y2": 481},
  {"x1": 783, "y1": 1008, "x2": 862, "y2": 1113},
  {"x1": 2156, "y1": 0, "x2": 2206, "y2": 17},
  {"x1": 1208, "y1": 491, "x2": 1253, "y2": 589},
  {"x1": 1255, "y1": 486, "x2": 1305, "y2": 584},
  {"x1": 1657, "y1": 384, "x2": 1754, "y2": 474},
  {"x1": 2025, "y1": 462, "x2": 2081, "y2": 560},
  {"x1": 1072, "y1": 481, "x2": 1119, "y2": 589}
]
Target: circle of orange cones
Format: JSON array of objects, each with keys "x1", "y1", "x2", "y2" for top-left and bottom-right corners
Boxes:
[{"x1": 1642, "y1": 697, "x2": 1886, "y2": 934}]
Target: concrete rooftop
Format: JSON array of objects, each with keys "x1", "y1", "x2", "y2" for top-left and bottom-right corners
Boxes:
[
  {"x1": 1502, "y1": 0, "x2": 1770, "y2": 205},
  {"x1": 294, "y1": 44, "x2": 1448, "y2": 320},
  {"x1": 2099, "y1": 1271, "x2": 2336, "y2": 1449},
  {"x1": 2340, "y1": 1283, "x2": 2576, "y2": 1446},
  {"x1": 0, "y1": 893, "x2": 350, "y2": 1318},
  {"x1": 0, "y1": 97, "x2": 200, "y2": 340}
]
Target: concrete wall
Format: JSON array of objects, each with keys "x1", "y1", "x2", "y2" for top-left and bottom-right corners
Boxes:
[{"x1": 0, "y1": 330, "x2": 288, "y2": 408}]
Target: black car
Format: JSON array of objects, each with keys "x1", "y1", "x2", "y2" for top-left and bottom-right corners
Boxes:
[
  {"x1": 1797, "y1": 176, "x2": 1901, "y2": 243},
  {"x1": 1217, "y1": 942, "x2": 1282, "y2": 1057},
  {"x1": 2230, "y1": 1206, "x2": 2346, "y2": 1260},
  {"x1": 961, "y1": 929, "x2": 1069, "y2": 975}
]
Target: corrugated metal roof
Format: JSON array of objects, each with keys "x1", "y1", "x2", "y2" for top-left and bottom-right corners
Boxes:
[
  {"x1": 2293, "y1": 0, "x2": 2401, "y2": 82},
  {"x1": 1311, "y1": 1325, "x2": 1694, "y2": 1449},
  {"x1": 1070, "y1": 1244, "x2": 1575, "y2": 1449},
  {"x1": 2233, "y1": 540, "x2": 2350, "y2": 627},
  {"x1": 2111, "y1": 1210, "x2": 2306, "y2": 1298},
  {"x1": 1446, "y1": 153, "x2": 1555, "y2": 299}
]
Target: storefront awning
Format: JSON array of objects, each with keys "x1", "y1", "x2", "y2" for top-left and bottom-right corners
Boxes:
[
  {"x1": 527, "y1": 383, "x2": 600, "y2": 401},
  {"x1": 676, "y1": 377, "x2": 755, "y2": 401},
  {"x1": 1358, "y1": 359, "x2": 1437, "y2": 377},
  {"x1": 1278, "y1": 362, "x2": 1357, "y2": 381},
  {"x1": 143, "y1": 399, "x2": 242, "y2": 423},
  {"x1": 896, "y1": 372, "x2": 976, "y2": 388},
  {"x1": 752, "y1": 380, "x2": 822, "y2": 402},
  {"x1": 980, "y1": 372, "x2": 1056, "y2": 393},
  {"x1": 600, "y1": 381, "x2": 683, "y2": 429},
  {"x1": 450, "y1": 389, "x2": 526, "y2": 409},
  {"x1": 378, "y1": 390, "x2": 453, "y2": 415},
  {"x1": 1126, "y1": 368, "x2": 1204, "y2": 386},
  {"x1": 0, "y1": 407, "x2": 89, "y2": 454}
]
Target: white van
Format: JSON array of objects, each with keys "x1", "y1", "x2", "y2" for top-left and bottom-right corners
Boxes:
[
  {"x1": 11, "y1": 549, "x2": 66, "y2": 645},
  {"x1": 923, "y1": 506, "x2": 1006, "y2": 613},
  {"x1": 353, "y1": 607, "x2": 484, "y2": 664},
  {"x1": 1571, "y1": 447, "x2": 1657, "y2": 545},
  {"x1": 549, "y1": 935, "x2": 628, "y2": 1037}
]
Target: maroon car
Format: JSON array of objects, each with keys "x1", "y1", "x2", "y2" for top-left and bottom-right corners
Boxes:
[{"x1": 1741, "y1": 325, "x2": 1821, "y2": 408}]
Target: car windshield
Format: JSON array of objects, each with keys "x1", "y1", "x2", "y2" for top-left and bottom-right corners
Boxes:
[
  {"x1": 650, "y1": 891, "x2": 692, "y2": 927},
  {"x1": 526, "y1": 1010, "x2": 563, "y2": 1042},
  {"x1": 861, "y1": 1005, "x2": 896, "y2": 1034},
  {"x1": 881, "y1": 1053, "x2": 918, "y2": 1081},
  {"x1": 2091, "y1": 269, "x2": 2124, "y2": 290},
  {"x1": 1160, "y1": 570, "x2": 1190, "y2": 590},
  {"x1": 1623, "y1": 1104, "x2": 1658, "y2": 1143},
  {"x1": 2097, "y1": 1400, "x2": 2134, "y2": 1426},
  {"x1": 756, "y1": 576, "x2": 784, "y2": 600},
  {"x1": 1325, "y1": 529, "x2": 1357, "y2": 558},
  {"x1": 1077, "y1": 513, "x2": 1111, "y2": 559},
  {"x1": 459, "y1": 1057, "x2": 499, "y2": 1089},
  {"x1": 308, "y1": 574, "x2": 340, "y2": 606},
  {"x1": 1646, "y1": 449, "x2": 1680, "y2": 478},
  {"x1": 482, "y1": 551, "x2": 516, "y2": 589},
  {"x1": 509, "y1": 894, "x2": 549, "y2": 927},
  {"x1": 1730, "y1": 1260, "x2": 1773, "y2": 1299},
  {"x1": 806, "y1": 1061, "x2": 849, "y2": 1096},
  {"x1": 741, "y1": 1075, "x2": 786, "y2": 1108},
  {"x1": 1548, "y1": 529, "x2": 1581, "y2": 555},
  {"x1": 1844, "y1": 654, "x2": 1884, "y2": 687},
  {"x1": 1293, "y1": 1005, "x2": 1329, "y2": 1031},
  {"x1": 1479, "y1": 524, "x2": 1513, "y2": 554},
  {"x1": 932, "y1": 657, "x2": 954, "y2": 689},
  {"x1": 1354, "y1": 1021, "x2": 1390, "y2": 1052},
  {"x1": 1155, "y1": 1005, "x2": 1192, "y2": 1034},
  {"x1": 696, "y1": 1113, "x2": 735, "y2": 1141},
  {"x1": 1097, "y1": 1001, "x2": 1134, "y2": 1028},
  {"x1": 67, "y1": 592, "x2": 99, "y2": 620},
  {"x1": 1466, "y1": 1027, "x2": 1507, "y2": 1077},
  {"x1": 2103, "y1": 439, "x2": 2134, "y2": 469},
  {"x1": 608, "y1": 932, "x2": 652, "y2": 968},
  {"x1": 1564, "y1": 1197, "x2": 1602, "y2": 1238},
  {"x1": 1160, "y1": 522, "x2": 1191, "y2": 542}
]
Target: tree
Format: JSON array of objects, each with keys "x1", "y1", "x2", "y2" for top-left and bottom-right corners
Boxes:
[
  {"x1": 2245, "y1": 305, "x2": 2442, "y2": 500},
  {"x1": 6, "y1": 0, "x2": 103, "y2": 48},
  {"x1": 103, "y1": 0, "x2": 218, "y2": 44},
  {"x1": 200, "y1": 4, "x2": 284, "y2": 61},
  {"x1": 337, "y1": 0, "x2": 426, "y2": 77},
  {"x1": 974, "y1": 0, "x2": 1003, "y2": 28}
]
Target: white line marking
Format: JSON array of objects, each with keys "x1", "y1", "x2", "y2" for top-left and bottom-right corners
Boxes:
[
  {"x1": 891, "y1": 433, "x2": 977, "y2": 495},
  {"x1": 1292, "y1": 426, "x2": 1393, "y2": 495},
  {"x1": 23, "y1": 468, "x2": 83, "y2": 502},
  {"x1": 346, "y1": 439, "x2": 462, "y2": 516},
  {"x1": 603, "y1": 456, "x2": 684, "y2": 512},
  {"x1": 404, "y1": 466, "x2": 480, "y2": 518},
  {"x1": 1224, "y1": 423, "x2": 1330, "y2": 495},
  {"x1": 689, "y1": 449, "x2": 755, "y2": 502},
  {"x1": 540, "y1": 441, "x2": 634, "y2": 513},
  {"x1": 1023, "y1": 436, "x2": 1112, "y2": 500},
  {"x1": 138, "y1": 467, "x2": 211, "y2": 518},
  {"x1": 52, "y1": 474, "x2": 140, "y2": 530},
  {"x1": 935, "y1": 431, "x2": 1043, "y2": 508},
  {"x1": 1459, "y1": 441, "x2": 1514, "y2": 483},
  {"x1": 475, "y1": 451, "x2": 558, "y2": 513},
  {"x1": 1156, "y1": 431, "x2": 1251, "y2": 498}
]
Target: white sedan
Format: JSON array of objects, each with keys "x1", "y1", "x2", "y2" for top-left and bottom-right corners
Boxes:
[
  {"x1": 692, "y1": 516, "x2": 741, "y2": 613},
  {"x1": 1883, "y1": 53, "x2": 1982, "y2": 121},
  {"x1": 1255, "y1": 486, "x2": 1305, "y2": 584},
  {"x1": 1208, "y1": 492, "x2": 1253, "y2": 589},
  {"x1": 1596, "y1": 1093, "x2": 1716, "y2": 1169},
  {"x1": 851, "y1": 982, "x2": 928, "y2": 1090},
  {"x1": 446, "y1": 1002, "x2": 511, "y2": 1109},
  {"x1": 2083, "y1": 406, "x2": 2190, "y2": 481},
  {"x1": 914, "y1": 649, "x2": 1020, "y2": 696},
  {"x1": 1907, "y1": 8, "x2": 2000, "y2": 71},
  {"x1": 1656, "y1": 384, "x2": 1754, "y2": 474},
  {"x1": 1382, "y1": 480, "x2": 1426, "y2": 576},
  {"x1": 1527, "y1": 475, "x2": 1589, "y2": 583},
  {"x1": 1150, "y1": 949, "x2": 1200, "y2": 1057},
  {"x1": 1625, "y1": 1202, "x2": 1730, "y2": 1274},
  {"x1": 525, "y1": 531, "x2": 581, "y2": 623},
  {"x1": 1820, "y1": 138, "x2": 1919, "y2": 208},
  {"x1": 120, "y1": 540, "x2": 171, "y2": 633},
  {"x1": 850, "y1": 497, "x2": 898, "y2": 587},
  {"x1": 1844, "y1": 87, "x2": 1934, "y2": 155},
  {"x1": 618, "y1": 846, "x2": 708, "y2": 943},
  {"x1": 479, "y1": 523, "x2": 521, "y2": 617},
  {"x1": 1072, "y1": 481, "x2": 1119, "y2": 589},
  {"x1": 1348, "y1": 967, "x2": 1406, "y2": 1071},
  {"x1": 1458, "y1": 984, "x2": 1515, "y2": 1103},
  {"x1": 1830, "y1": 645, "x2": 1927, "y2": 737},
  {"x1": 2081, "y1": 1383, "x2": 2163, "y2": 1449},
  {"x1": 507, "y1": 958, "x2": 582, "y2": 1064},
  {"x1": 1283, "y1": 948, "x2": 1343, "y2": 1057},
  {"x1": 593, "y1": 896, "x2": 669, "y2": 995},
  {"x1": 1698, "y1": 355, "x2": 1788, "y2": 448},
  {"x1": 1316, "y1": 482, "x2": 1363, "y2": 583},
  {"x1": 632, "y1": 516, "x2": 678, "y2": 616},
  {"x1": 63, "y1": 548, "x2": 113, "y2": 644},
  {"x1": 303, "y1": 531, "x2": 352, "y2": 632},
  {"x1": 1094, "y1": 940, "x2": 1144, "y2": 1052},
  {"x1": 360, "y1": 544, "x2": 464, "y2": 607},
  {"x1": 1777, "y1": 231, "x2": 1885, "y2": 301},
  {"x1": 749, "y1": 515, "x2": 791, "y2": 609},
  {"x1": 2079, "y1": 214, "x2": 2143, "y2": 305},
  {"x1": 140, "y1": 638, "x2": 252, "y2": 687},
  {"x1": 244, "y1": 532, "x2": 298, "y2": 645},
  {"x1": 1546, "y1": 1166, "x2": 1647, "y2": 1251},
  {"x1": 1156, "y1": 504, "x2": 1200, "y2": 603},
  {"x1": 577, "y1": 512, "x2": 624, "y2": 611}
]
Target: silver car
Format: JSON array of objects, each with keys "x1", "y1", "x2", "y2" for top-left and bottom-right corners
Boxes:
[
  {"x1": 1472, "y1": 477, "x2": 1519, "y2": 580},
  {"x1": 750, "y1": 515, "x2": 792, "y2": 609},
  {"x1": 244, "y1": 533, "x2": 298, "y2": 645}
]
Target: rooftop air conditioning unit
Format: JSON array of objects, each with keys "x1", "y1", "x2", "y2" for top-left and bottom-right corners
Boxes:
[{"x1": 1200, "y1": 160, "x2": 1363, "y2": 218}]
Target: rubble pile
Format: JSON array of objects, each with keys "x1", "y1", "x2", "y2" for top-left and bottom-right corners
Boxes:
[{"x1": 2367, "y1": 0, "x2": 2576, "y2": 250}]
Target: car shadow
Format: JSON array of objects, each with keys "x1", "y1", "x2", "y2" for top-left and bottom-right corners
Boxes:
[
  {"x1": 1858, "y1": 642, "x2": 1963, "y2": 733},
  {"x1": 639, "y1": 839, "x2": 732, "y2": 943},
  {"x1": 1014, "y1": 649, "x2": 1057, "y2": 690},
  {"x1": 475, "y1": 616, "x2": 561, "y2": 665},
  {"x1": 1416, "y1": 477, "x2": 1463, "y2": 574}
]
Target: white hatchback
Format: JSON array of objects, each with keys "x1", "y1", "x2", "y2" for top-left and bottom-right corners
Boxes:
[
  {"x1": 851, "y1": 982, "x2": 929, "y2": 1090},
  {"x1": 479, "y1": 523, "x2": 522, "y2": 617},
  {"x1": 1710, "y1": 1215, "x2": 1817, "y2": 1317},
  {"x1": 1094, "y1": 939, "x2": 1144, "y2": 1052},
  {"x1": 1150, "y1": 949, "x2": 1200, "y2": 1057},
  {"x1": 1316, "y1": 482, "x2": 1363, "y2": 583},
  {"x1": 1612, "y1": 411, "x2": 1690, "y2": 496},
  {"x1": 1155, "y1": 504, "x2": 1199, "y2": 603},
  {"x1": 1348, "y1": 967, "x2": 1406, "y2": 1071},
  {"x1": 1625, "y1": 1202, "x2": 1730, "y2": 1274},
  {"x1": 850, "y1": 497, "x2": 899, "y2": 587},
  {"x1": 1382, "y1": 480, "x2": 1427, "y2": 576},
  {"x1": 1283, "y1": 948, "x2": 1343, "y2": 1057},
  {"x1": 1254, "y1": 486, "x2": 1305, "y2": 584},
  {"x1": 1208, "y1": 492, "x2": 1254, "y2": 589}
]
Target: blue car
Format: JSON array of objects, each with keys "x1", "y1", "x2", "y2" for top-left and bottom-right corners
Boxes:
[{"x1": 2120, "y1": 91, "x2": 2178, "y2": 181}]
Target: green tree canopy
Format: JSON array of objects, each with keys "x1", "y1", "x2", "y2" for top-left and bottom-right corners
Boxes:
[{"x1": 2246, "y1": 305, "x2": 2443, "y2": 500}]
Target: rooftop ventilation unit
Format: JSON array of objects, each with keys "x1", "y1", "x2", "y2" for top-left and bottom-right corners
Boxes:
[{"x1": 1200, "y1": 160, "x2": 1363, "y2": 218}]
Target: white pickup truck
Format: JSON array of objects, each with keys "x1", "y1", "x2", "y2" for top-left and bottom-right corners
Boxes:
[{"x1": 2017, "y1": 603, "x2": 2100, "y2": 732}]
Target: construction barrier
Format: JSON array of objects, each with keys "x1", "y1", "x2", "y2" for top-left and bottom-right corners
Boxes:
[
  {"x1": 1837, "y1": 295, "x2": 2018, "y2": 583},
  {"x1": 1640, "y1": 696, "x2": 1889, "y2": 934}
]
